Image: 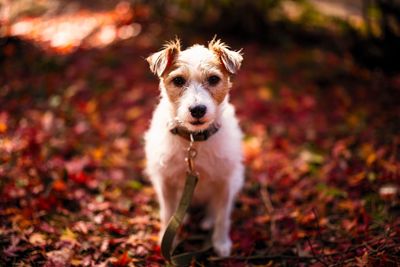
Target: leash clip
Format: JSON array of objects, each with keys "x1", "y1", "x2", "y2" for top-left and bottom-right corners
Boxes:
[{"x1": 186, "y1": 134, "x2": 197, "y2": 174}]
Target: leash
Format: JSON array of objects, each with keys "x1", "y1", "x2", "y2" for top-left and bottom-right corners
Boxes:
[{"x1": 161, "y1": 134, "x2": 213, "y2": 266}]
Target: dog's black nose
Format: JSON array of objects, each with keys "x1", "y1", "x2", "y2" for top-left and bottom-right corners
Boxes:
[{"x1": 189, "y1": 105, "x2": 207, "y2": 119}]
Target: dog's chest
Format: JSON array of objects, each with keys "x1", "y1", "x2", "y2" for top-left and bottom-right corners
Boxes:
[
  {"x1": 160, "y1": 138, "x2": 234, "y2": 199},
  {"x1": 163, "y1": 141, "x2": 231, "y2": 175}
]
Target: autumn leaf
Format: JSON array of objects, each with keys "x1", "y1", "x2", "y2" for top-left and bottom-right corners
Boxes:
[
  {"x1": 37, "y1": 195, "x2": 58, "y2": 211},
  {"x1": 60, "y1": 228, "x2": 77, "y2": 244},
  {"x1": 69, "y1": 171, "x2": 91, "y2": 184},
  {"x1": 53, "y1": 179, "x2": 67, "y2": 191},
  {"x1": 29, "y1": 233, "x2": 47, "y2": 246},
  {"x1": 46, "y1": 248, "x2": 73, "y2": 267},
  {"x1": 0, "y1": 122, "x2": 7, "y2": 133},
  {"x1": 113, "y1": 251, "x2": 131, "y2": 267}
]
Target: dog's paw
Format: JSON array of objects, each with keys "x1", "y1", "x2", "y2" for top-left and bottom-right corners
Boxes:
[
  {"x1": 200, "y1": 216, "x2": 214, "y2": 230},
  {"x1": 213, "y1": 238, "x2": 232, "y2": 257}
]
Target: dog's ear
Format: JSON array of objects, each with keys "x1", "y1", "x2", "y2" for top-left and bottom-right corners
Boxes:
[
  {"x1": 209, "y1": 38, "x2": 243, "y2": 74},
  {"x1": 146, "y1": 39, "x2": 181, "y2": 77}
]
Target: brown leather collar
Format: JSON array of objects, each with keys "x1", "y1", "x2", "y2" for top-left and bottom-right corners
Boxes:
[{"x1": 170, "y1": 123, "x2": 220, "y2": 142}]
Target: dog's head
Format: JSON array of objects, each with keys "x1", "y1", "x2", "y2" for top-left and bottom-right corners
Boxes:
[{"x1": 146, "y1": 38, "x2": 243, "y2": 132}]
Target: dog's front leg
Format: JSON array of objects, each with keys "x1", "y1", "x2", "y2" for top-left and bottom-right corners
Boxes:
[
  {"x1": 211, "y1": 184, "x2": 234, "y2": 257},
  {"x1": 153, "y1": 177, "x2": 179, "y2": 243}
]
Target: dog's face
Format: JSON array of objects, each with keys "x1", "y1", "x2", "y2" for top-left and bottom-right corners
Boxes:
[{"x1": 147, "y1": 39, "x2": 243, "y2": 132}]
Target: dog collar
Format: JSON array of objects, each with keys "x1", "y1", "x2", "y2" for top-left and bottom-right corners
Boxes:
[{"x1": 170, "y1": 123, "x2": 220, "y2": 142}]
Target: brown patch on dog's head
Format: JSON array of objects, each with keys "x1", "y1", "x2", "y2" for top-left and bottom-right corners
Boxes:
[
  {"x1": 202, "y1": 69, "x2": 231, "y2": 104},
  {"x1": 208, "y1": 81, "x2": 230, "y2": 104},
  {"x1": 146, "y1": 38, "x2": 181, "y2": 77},
  {"x1": 162, "y1": 64, "x2": 190, "y2": 104},
  {"x1": 207, "y1": 38, "x2": 243, "y2": 104}
]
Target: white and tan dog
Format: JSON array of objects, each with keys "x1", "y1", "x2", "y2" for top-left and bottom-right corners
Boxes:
[{"x1": 144, "y1": 38, "x2": 244, "y2": 257}]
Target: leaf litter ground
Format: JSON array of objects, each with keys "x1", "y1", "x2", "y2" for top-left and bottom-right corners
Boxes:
[{"x1": 1, "y1": 25, "x2": 400, "y2": 267}]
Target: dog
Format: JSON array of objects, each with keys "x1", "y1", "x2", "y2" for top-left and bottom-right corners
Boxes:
[{"x1": 144, "y1": 38, "x2": 244, "y2": 257}]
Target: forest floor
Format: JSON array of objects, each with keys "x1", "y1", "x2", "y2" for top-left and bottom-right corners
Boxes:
[{"x1": 1, "y1": 3, "x2": 400, "y2": 266}]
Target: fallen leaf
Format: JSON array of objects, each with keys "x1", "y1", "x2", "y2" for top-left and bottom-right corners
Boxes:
[
  {"x1": 29, "y1": 233, "x2": 47, "y2": 246},
  {"x1": 113, "y1": 251, "x2": 131, "y2": 267},
  {"x1": 60, "y1": 228, "x2": 77, "y2": 244}
]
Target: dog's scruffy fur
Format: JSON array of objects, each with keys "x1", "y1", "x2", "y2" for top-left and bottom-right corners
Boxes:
[{"x1": 144, "y1": 38, "x2": 244, "y2": 257}]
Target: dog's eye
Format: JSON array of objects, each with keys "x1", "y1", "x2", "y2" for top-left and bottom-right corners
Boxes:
[
  {"x1": 172, "y1": 76, "x2": 186, "y2": 87},
  {"x1": 208, "y1": 75, "x2": 220, "y2": 86}
]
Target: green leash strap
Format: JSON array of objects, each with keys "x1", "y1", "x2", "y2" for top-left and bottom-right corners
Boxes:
[{"x1": 161, "y1": 172, "x2": 212, "y2": 266}]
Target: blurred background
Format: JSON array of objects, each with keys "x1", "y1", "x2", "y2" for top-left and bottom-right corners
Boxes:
[
  {"x1": 1, "y1": 1, "x2": 399, "y2": 266},
  {"x1": 1, "y1": 0, "x2": 400, "y2": 71}
]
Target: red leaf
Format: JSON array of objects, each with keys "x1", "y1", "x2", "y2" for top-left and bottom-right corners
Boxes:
[
  {"x1": 37, "y1": 195, "x2": 58, "y2": 211},
  {"x1": 103, "y1": 222, "x2": 125, "y2": 235},
  {"x1": 69, "y1": 171, "x2": 91, "y2": 184},
  {"x1": 53, "y1": 180, "x2": 67, "y2": 191},
  {"x1": 113, "y1": 251, "x2": 131, "y2": 267}
]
